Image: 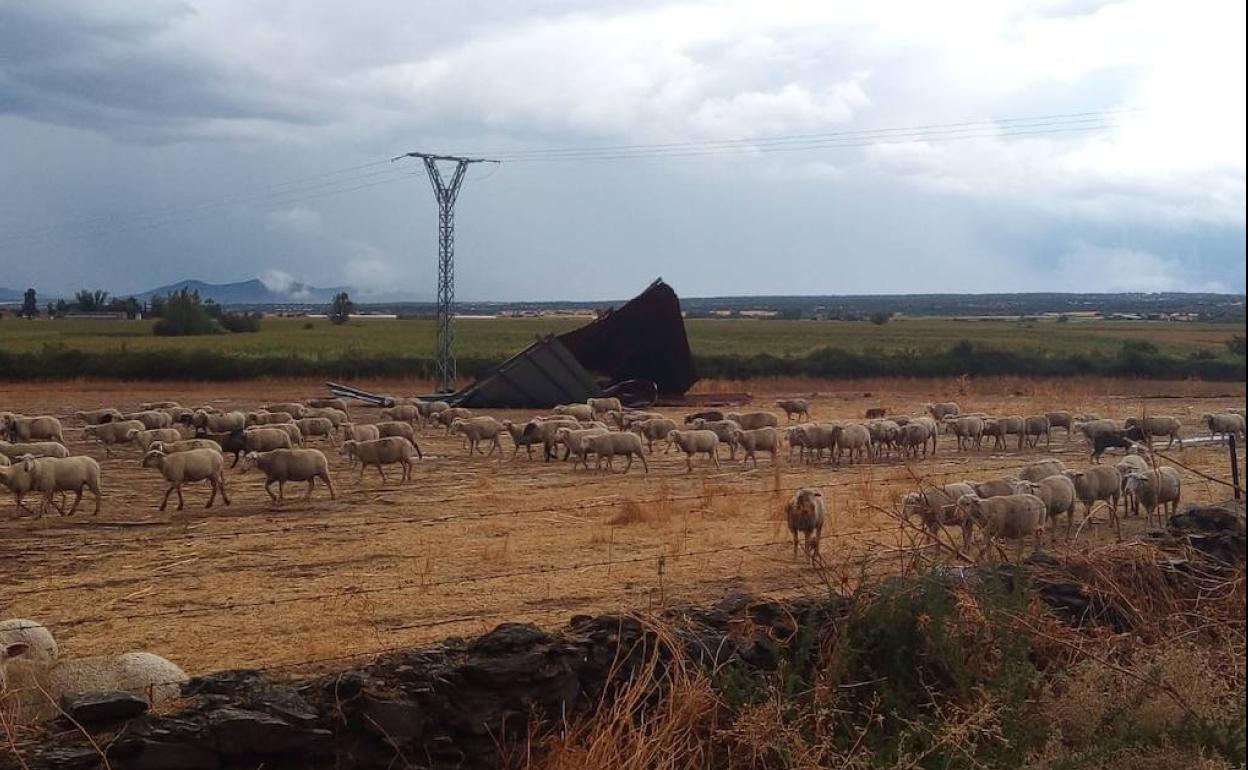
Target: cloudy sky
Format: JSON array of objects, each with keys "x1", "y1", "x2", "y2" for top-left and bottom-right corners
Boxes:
[{"x1": 0, "y1": 0, "x2": 1243, "y2": 300}]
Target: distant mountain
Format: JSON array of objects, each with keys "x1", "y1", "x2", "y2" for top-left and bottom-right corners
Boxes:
[
  {"x1": 136, "y1": 278, "x2": 348, "y2": 306},
  {"x1": 0, "y1": 287, "x2": 23, "y2": 302}
]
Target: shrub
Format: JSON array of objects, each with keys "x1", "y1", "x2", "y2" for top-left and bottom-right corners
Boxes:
[{"x1": 152, "y1": 289, "x2": 223, "y2": 336}]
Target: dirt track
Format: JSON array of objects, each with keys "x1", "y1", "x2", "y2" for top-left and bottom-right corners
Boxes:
[{"x1": 1, "y1": 377, "x2": 1243, "y2": 677}]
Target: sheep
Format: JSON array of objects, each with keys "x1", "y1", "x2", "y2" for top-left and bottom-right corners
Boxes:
[
  {"x1": 305, "y1": 397, "x2": 349, "y2": 412},
  {"x1": 797, "y1": 423, "x2": 840, "y2": 464},
  {"x1": 587, "y1": 397, "x2": 623, "y2": 416},
  {"x1": 583, "y1": 432, "x2": 649, "y2": 473},
  {"x1": 831, "y1": 423, "x2": 872, "y2": 465},
  {"x1": 666, "y1": 430, "x2": 721, "y2": 472},
  {"x1": 1201, "y1": 412, "x2": 1246, "y2": 442},
  {"x1": 245, "y1": 410, "x2": 295, "y2": 427},
  {"x1": 148, "y1": 438, "x2": 222, "y2": 454},
  {"x1": 127, "y1": 427, "x2": 183, "y2": 452},
  {"x1": 945, "y1": 416, "x2": 985, "y2": 452},
  {"x1": 435, "y1": 407, "x2": 473, "y2": 432},
  {"x1": 416, "y1": 400, "x2": 451, "y2": 419},
  {"x1": 0, "y1": 414, "x2": 65, "y2": 444},
  {"x1": 161, "y1": 406, "x2": 194, "y2": 425},
  {"x1": 901, "y1": 482, "x2": 977, "y2": 550},
  {"x1": 725, "y1": 411, "x2": 780, "y2": 431},
  {"x1": 83, "y1": 419, "x2": 147, "y2": 456},
  {"x1": 683, "y1": 410, "x2": 724, "y2": 425},
  {"x1": 140, "y1": 448, "x2": 229, "y2": 511},
  {"x1": 551, "y1": 403, "x2": 595, "y2": 422},
  {"x1": 784, "y1": 488, "x2": 826, "y2": 562},
  {"x1": 0, "y1": 440, "x2": 70, "y2": 461},
  {"x1": 1023, "y1": 415, "x2": 1051, "y2": 448},
  {"x1": 1018, "y1": 475, "x2": 1078, "y2": 543},
  {"x1": 342, "y1": 422, "x2": 381, "y2": 443},
  {"x1": 500, "y1": 420, "x2": 544, "y2": 459},
  {"x1": 955, "y1": 493, "x2": 1047, "y2": 561},
  {"x1": 123, "y1": 410, "x2": 173, "y2": 430},
  {"x1": 1090, "y1": 429, "x2": 1135, "y2": 463},
  {"x1": 449, "y1": 417, "x2": 505, "y2": 456},
  {"x1": 22, "y1": 455, "x2": 103, "y2": 517},
  {"x1": 295, "y1": 417, "x2": 336, "y2": 443},
  {"x1": 1075, "y1": 418, "x2": 1120, "y2": 444},
  {"x1": 606, "y1": 410, "x2": 662, "y2": 430},
  {"x1": 240, "y1": 448, "x2": 335, "y2": 504},
  {"x1": 911, "y1": 416, "x2": 940, "y2": 456},
  {"x1": 0, "y1": 620, "x2": 57, "y2": 665},
  {"x1": 924, "y1": 402, "x2": 960, "y2": 421},
  {"x1": 775, "y1": 399, "x2": 811, "y2": 422},
  {"x1": 732, "y1": 427, "x2": 778, "y2": 468},
  {"x1": 139, "y1": 400, "x2": 181, "y2": 410},
  {"x1": 984, "y1": 416, "x2": 1026, "y2": 450},
  {"x1": 263, "y1": 402, "x2": 307, "y2": 418},
  {"x1": 553, "y1": 427, "x2": 610, "y2": 469},
  {"x1": 195, "y1": 430, "x2": 247, "y2": 467},
  {"x1": 865, "y1": 407, "x2": 887, "y2": 420},
  {"x1": 192, "y1": 410, "x2": 246, "y2": 433},
  {"x1": 1064, "y1": 466, "x2": 1123, "y2": 539},
  {"x1": 0, "y1": 641, "x2": 187, "y2": 725},
  {"x1": 74, "y1": 408, "x2": 123, "y2": 426},
  {"x1": 380, "y1": 404, "x2": 421, "y2": 427},
  {"x1": 969, "y1": 476, "x2": 1026, "y2": 499},
  {"x1": 632, "y1": 417, "x2": 678, "y2": 453},
  {"x1": 1018, "y1": 458, "x2": 1067, "y2": 483},
  {"x1": 1123, "y1": 467, "x2": 1182, "y2": 527},
  {"x1": 303, "y1": 407, "x2": 348, "y2": 429},
  {"x1": 1045, "y1": 411, "x2": 1074, "y2": 440},
  {"x1": 244, "y1": 427, "x2": 294, "y2": 453},
  {"x1": 866, "y1": 420, "x2": 902, "y2": 457},
  {"x1": 785, "y1": 425, "x2": 810, "y2": 463},
  {"x1": 898, "y1": 423, "x2": 930, "y2": 459},
  {"x1": 261, "y1": 422, "x2": 304, "y2": 447},
  {"x1": 522, "y1": 417, "x2": 582, "y2": 461},
  {"x1": 340, "y1": 437, "x2": 422, "y2": 482},
  {"x1": 691, "y1": 419, "x2": 742, "y2": 459},
  {"x1": 1123, "y1": 416, "x2": 1183, "y2": 449},
  {"x1": 0, "y1": 462, "x2": 39, "y2": 516}
]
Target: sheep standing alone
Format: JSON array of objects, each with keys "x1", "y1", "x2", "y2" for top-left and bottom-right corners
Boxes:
[
  {"x1": 240, "y1": 449, "x2": 336, "y2": 504},
  {"x1": 775, "y1": 399, "x2": 812, "y2": 422},
  {"x1": 666, "y1": 430, "x2": 721, "y2": 472},
  {"x1": 0, "y1": 641, "x2": 187, "y2": 725},
  {"x1": 731, "y1": 427, "x2": 778, "y2": 468},
  {"x1": 955, "y1": 493, "x2": 1047, "y2": 562},
  {"x1": 141, "y1": 448, "x2": 229, "y2": 511},
  {"x1": 23, "y1": 455, "x2": 103, "y2": 517},
  {"x1": 340, "y1": 437, "x2": 422, "y2": 482},
  {"x1": 1123, "y1": 467, "x2": 1182, "y2": 527},
  {"x1": 784, "y1": 488, "x2": 826, "y2": 562},
  {"x1": 1202, "y1": 412, "x2": 1246, "y2": 442}
]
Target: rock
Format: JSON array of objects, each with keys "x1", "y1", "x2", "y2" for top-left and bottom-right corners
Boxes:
[
  {"x1": 126, "y1": 741, "x2": 218, "y2": 770},
  {"x1": 361, "y1": 696, "x2": 426, "y2": 745},
  {"x1": 207, "y1": 706, "x2": 303, "y2": 755},
  {"x1": 59, "y1": 691, "x2": 149, "y2": 724}
]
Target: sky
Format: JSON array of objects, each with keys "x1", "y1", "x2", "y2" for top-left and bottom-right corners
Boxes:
[{"x1": 0, "y1": 0, "x2": 1243, "y2": 301}]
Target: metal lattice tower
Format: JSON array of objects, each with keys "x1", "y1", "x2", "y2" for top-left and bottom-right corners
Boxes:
[{"x1": 397, "y1": 152, "x2": 498, "y2": 392}]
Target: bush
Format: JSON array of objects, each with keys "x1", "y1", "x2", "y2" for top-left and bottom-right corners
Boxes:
[
  {"x1": 218, "y1": 311, "x2": 262, "y2": 333},
  {"x1": 152, "y1": 289, "x2": 223, "y2": 336},
  {"x1": 1228, "y1": 335, "x2": 1246, "y2": 356}
]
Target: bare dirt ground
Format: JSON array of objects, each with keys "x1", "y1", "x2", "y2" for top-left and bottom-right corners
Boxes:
[{"x1": 1, "y1": 377, "x2": 1243, "y2": 679}]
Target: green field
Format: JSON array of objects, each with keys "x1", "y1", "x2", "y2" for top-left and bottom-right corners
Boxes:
[{"x1": 1, "y1": 315, "x2": 1242, "y2": 360}]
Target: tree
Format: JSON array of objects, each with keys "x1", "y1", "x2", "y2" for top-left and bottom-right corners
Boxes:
[
  {"x1": 152, "y1": 288, "x2": 222, "y2": 336},
  {"x1": 148, "y1": 294, "x2": 166, "y2": 318},
  {"x1": 869, "y1": 310, "x2": 893, "y2": 326},
  {"x1": 45, "y1": 302, "x2": 56, "y2": 319},
  {"x1": 329, "y1": 292, "x2": 354, "y2": 325},
  {"x1": 21, "y1": 288, "x2": 37, "y2": 319},
  {"x1": 73, "y1": 289, "x2": 110, "y2": 312}
]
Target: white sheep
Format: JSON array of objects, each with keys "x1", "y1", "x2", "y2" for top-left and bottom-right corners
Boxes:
[
  {"x1": 245, "y1": 410, "x2": 295, "y2": 427},
  {"x1": 1064, "y1": 466, "x2": 1123, "y2": 539},
  {"x1": 380, "y1": 404, "x2": 421, "y2": 427},
  {"x1": 23, "y1": 455, "x2": 103, "y2": 517},
  {"x1": 141, "y1": 448, "x2": 229, "y2": 511},
  {"x1": 123, "y1": 410, "x2": 174, "y2": 430},
  {"x1": 831, "y1": 423, "x2": 872, "y2": 465},
  {"x1": 295, "y1": 416, "x2": 336, "y2": 443},
  {"x1": 0, "y1": 641, "x2": 187, "y2": 725},
  {"x1": 0, "y1": 619, "x2": 57, "y2": 665},
  {"x1": 866, "y1": 419, "x2": 902, "y2": 458},
  {"x1": 449, "y1": 417, "x2": 504, "y2": 456},
  {"x1": 587, "y1": 397, "x2": 622, "y2": 416},
  {"x1": 1018, "y1": 459, "x2": 1067, "y2": 483},
  {"x1": 924, "y1": 402, "x2": 960, "y2": 421},
  {"x1": 263, "y1": 422, "x2": 304, "y2": 447},
  {"x1": 955, "y1": 493, "x2": 1047, "y2": 562},
  {"x1": 127, "y1": 427, "x2": 183, "y2": 452},
  {"x1": 1123, "y1": 467, "x2": 1182, "y2": 527},
  {"x1": 244, "y1": 427, "x2": 294, "y2": 453},
  {"x1": 986, "y1": 416, "x2": 1026, "y2": 450},
  {"x1": 1123, "y1": 416, "x2": 1183, "y2": 449},
  {"x1": 139, "y1": 400, "x2": 181, "y2": 410},
  {"x1": 970, "y1": 476, "x2": 1025, "y2": 499},
  {"x1": 631, "y1": 417, "x2": 678, "y2": 453},
  {"x1": 553, "y1": 426, "x2": 609, "y2": 469},
  {"x1": 304, "y1": 397, "x2": 349, "y2": 412},
  {"x1": 523, "y1": 418, "x2": 581, "y2": 461},
  {"x1": 263, "y1": 402, "x2": 307, "y2": 418},
  {"x1": 192, "y1": 410, "x2": 246, "y2": 433},
  {"x1": 1023, "y1": 415, "x2": 1051, "y2": 448},
  {"x1": 435, "y1": 407, "x2": 473, "y2": 432},
  {"x1": 898, "y1": 423, "x2": 930, "y2": 459},
  {"x1": 500, "y1": 420, "x2": 543, "y2": 459},
  {"x1": 340, "y1": 437, "x2": 422, "y2": 482},
  {"x1": 1202, "y1": 412, "x2": 1246, "y2": 442},
  {"x1": 784, "y1": 425, "x2": 809, "y2": 463},
  {"x1": 0, "y1": 440, "x2": 70, "y2": 461},
  {"x1": 0, "y1": 462, "x2": 40, "y2": 516},
  {"x1": 945, "y1": 416, "x2": 985, "y2": 452},
  {"x1": 666, "y1": 430, "x2": 721, "y2": 472},
  {"x1": 732, "y1": 427, "x2": 778, "y2": 468},
  {"x1": 911, "y1": 416, "x2": 940, "y2": 456},
  {"x1": 583, "y1": 432, "x2": 648, "y2": 474},
  {"x1": 1045, "y1": 411, "x2": 1074, "y2": 440},
  {"x1": 342, "y1": 422, "x2": 381, "y2": 443},
  {"x1": 901, "y1": 482, "x2": 976, "y2": 550},
  {"x1": 0, "y1": 413, "x2": 65, "y2": 444},
  {"x1": 1114, "y1": 454, "x2": 1150, "y2": 513},
  {"x1": 84, "y1": 419, "x2": 147, "y2": 456},
  {"x1": 797, "y1": 423, "x2": 839, "y2": 464},
  {"x1": 724, "y1": 411, "x2": 780, "y2": 431},
  {"x1": 553, "y1": 403, "x2": 595, "y2": 422},
  {"x1": 303, "y1": 406, "x2": 348, "y2": 427},
  {"x1": 74, "y1": 408, "x2": 124, "y2": 426},
  {"x1": 784, "y1": 488, "x2": 826, "y2": 562},
  {"x1": 1019, "y1": 475, "x2": 1078, "y2": 543},
  {"x1": 416, "y1": 400, "x2": 451, "y2": 419},
  {"x1": 775, "y1": 399, "x2": 811, "y2": 422},
  {"x1": 691, "y1": 418, "x2": 742, "y2": 459},
  {"x1": 240, "y1": 449, "x2": 336, "y2": 504},
  {"x1": 148, "y1": 438, "x2": 222, "y2": 454}
]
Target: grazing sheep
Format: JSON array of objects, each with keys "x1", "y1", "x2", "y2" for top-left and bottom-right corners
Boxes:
[
  {"x1": 0, "y1": 414, "x2": 65, "y2": 444},
  {"x1": 632, "y1": 417, "x2": 678, "y2": 453},
  {"x1": 945, "y1": 416, "x2": 985, "y2": 452},
  {"x1": 583, "y1": 432, "x2": 649, "y2": 473},
  {"x1": 380, "y1": 404, "x2": 421, "y2": 427},
  {"x1": 240, "y1": 449, "x2": 335, "y2": 504},
  {"x1": 263, "y1": 403, "x2": 307, "y2": 418},
  {"x1": 244, "y1": 427, "x2": 294, "y2": 453},
  {"x1": 1123, "y1": 416, "x2": 1183, "y2": 449},
  {"x1": 1045, "y1": 411, "x2": 1074, "y2": 440},
  {"x1": 522, "y1": 417, "x2": 582, "y2": 461},
  {"x1": 139, "y1": 400, "x2": 181, "y2": 410},
  {"x1": 1090, "y1": 429, "x2": 1135, "y2": 462},
  {"x1": 553, "y1": 403, "x2": 595, "y2": 422},
  {"x1": 148, "y1": 438, "x2": 222, "y2": 454},
  {"x1": 732, "y1": 427, "x2": 778, "y2": 468},
  {"x1": 74, "y1": 408, "x2": 123, "y2": 426},
  {"x1": 1123, "y1": 467, "x2": 1182, "y2": 526},
  {"x1": 901, "y1": 482, "x2": 976, "y2": 550},
  {"x1": 0, "y1": 620, "x2": 57, "y2": 664},
  {"x1": 123, "y1": 410, "x2": 173, "y2": 430},
  {"x1": 1064, "y1": 466, "x2": 1124, "y2": 539},
  {"x1": 775, "y1": 399, "x2": 812, "y2": 422},
  {"x1": 1019, "y1": 475, "x2": 1078, "y2": 542},
  {"x1": 1023, "y1": 415, "x2": 1051, "y2": 448},
  {"x1": 553, "y1": 427, "x2": 610, "y2": 469},
  {"x1": 587, "y1": 397, "x2": 623, "y2": 416},
  {"x1": 262, "y1": 422, "x2": 304, "y2": 447},
  {"x1": 22, "y1": 455, "x2": 103, "y2": 517},
  {"x1": 1201, "y1": 412, "x2": 1246, "y2": 442},
  {"x1": 84, "y1": 419, "x2": 147, "y2": 455},
  {"x1": 0, "y1": 641, "x2": 187, "y2": 725},
  {"x1": 141, "y1": 448, "x2": 229, "y2": 511},
  {"x1": 725, "y1": 411, "x2": 780, "y2": 431},
  {"x1": 1018, "y1": 458, "x2": 1067, "y2": 483},
  {"x1": 342, "y1": 422, "x2": 381, "y2": 443},
  {"x1": 911, "y1": 416, "x2": 940, "y2": 456},
  {"x1": 0, "y1": 440, "x2": 70, "y2": 461},
  {"x1": 666, "y1": 430, "x2": 721, "y2": 472},
  {"x1": 866, "y1": 420, "x2": 902, "y2": 457},
  {"x1": 683, "y1": 410, "x2": 724, "y2": 425},
  {"x1": 192, "y1": 410, "x2": 247, "y2": 433},
  {"x1": 924, "y1": 402, "x2": 960, "y2": 421},
  {"x1": 955, "y1": 493, "x2": 1047, "y2": 561},
  {"x1": 161, "y1": 406, "x2": 194, "y2": 425},
  {"x1": 691, "y1": 419, "x2": 742, "y2": 459},
  {"x1": 450, "y1": 417, "x2": 505, "y2": 456},
  {"x1": 305, "y1": 397, "x2": 349, "y2": 412},
  {"x1": 340, "y1": 437, "x2": 422, "y2": 482},
  {"x1": 295, "y1": 417, "x2": 336, "y2": 443},
  {"x1": 831, "y1": 424, "x2": 872, "y2": 465},
  {"x1": 971, "y1": 476, "x2": 1025, "y2": 499},
  {"x1": 1075, "y1": 418, "x2": 1120, "y2": 444},
  {"x1": 245, "y1": 410, "x2": 295, "y2": 427},
  {"x1": 784, "y1": 488, "x2": 826, "y2": 561},
  {"x1": 435, "y1": 407, "x2": 473, "y2": 432},
  {"x1": 127, "y1": 427, "x2": 183, "y2": 452}
]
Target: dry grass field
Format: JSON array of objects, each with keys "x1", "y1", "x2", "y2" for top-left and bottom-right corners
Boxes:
[{"x1": 1, "y1": 376, "x2": 1243, "y2": 681}]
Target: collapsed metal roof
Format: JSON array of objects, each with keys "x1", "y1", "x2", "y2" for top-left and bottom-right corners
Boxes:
[{"x1": 449, "y1": 278, "x2": 698, "y2": 408}]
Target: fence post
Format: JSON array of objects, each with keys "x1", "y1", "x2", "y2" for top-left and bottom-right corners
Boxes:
[{"x1": 1231, "y1": 436, "x2": 1242, "y2": 502}]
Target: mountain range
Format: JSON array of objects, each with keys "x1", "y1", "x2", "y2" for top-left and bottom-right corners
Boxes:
[{"x1": 134, "y1": 278, "x2": 348, "y2": 305}]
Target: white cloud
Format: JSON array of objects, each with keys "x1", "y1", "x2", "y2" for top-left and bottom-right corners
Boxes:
[
  {"x1": 266, "y1": 207, "x2": 323, "y2": 237},
  {"x1": 1048, "y1": 242, "x2": 1232, "y2": 293}
]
